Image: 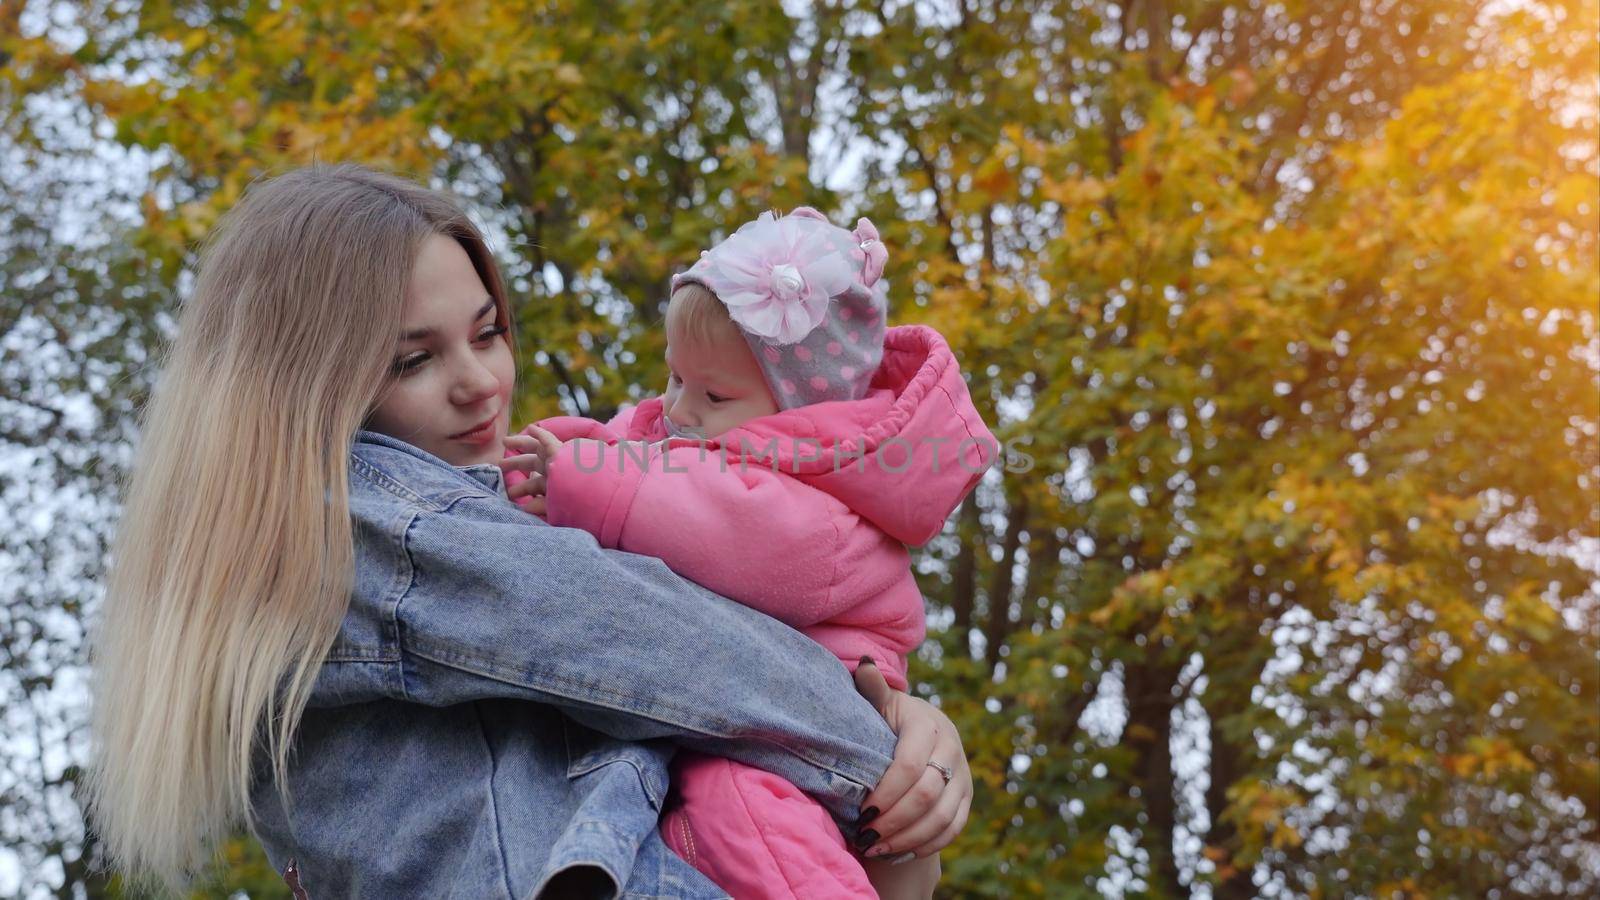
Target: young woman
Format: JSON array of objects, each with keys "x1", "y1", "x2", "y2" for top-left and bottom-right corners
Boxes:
[{"x1": 88, "y1": 164, "x2": 970, "y2": 897}]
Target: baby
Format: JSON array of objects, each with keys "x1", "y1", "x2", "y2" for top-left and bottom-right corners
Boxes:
[{"x1": 504, "y1": 208, "x2": 995, "y2": 898}]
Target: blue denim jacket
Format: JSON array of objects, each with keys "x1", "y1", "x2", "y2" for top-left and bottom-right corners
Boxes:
[{"x1": 249, "y1": 431, "x2": 898, "y2": 898}]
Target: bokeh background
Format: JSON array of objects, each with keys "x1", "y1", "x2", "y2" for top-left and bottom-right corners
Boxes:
[{"x1": 2, "y1": 1, "x2": 1597, "y2": 897}]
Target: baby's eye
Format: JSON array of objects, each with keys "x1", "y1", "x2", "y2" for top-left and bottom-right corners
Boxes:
[{"x1": 707, "y1": 392, "x2": 730, "y2": 404}]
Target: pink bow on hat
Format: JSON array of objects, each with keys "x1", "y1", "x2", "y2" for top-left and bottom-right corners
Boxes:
[{"x1": 853, "y1": 218, "x2": 888, "y2": 287}]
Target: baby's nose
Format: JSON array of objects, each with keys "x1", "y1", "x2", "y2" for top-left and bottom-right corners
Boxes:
[{"x1": 667, "y1": 394, "x2": 698, "y2": 425}]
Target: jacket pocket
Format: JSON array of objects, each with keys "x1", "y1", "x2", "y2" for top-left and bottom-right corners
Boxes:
[{"x1": 562, "y1": 717, "x2": 671, "y2": 810}]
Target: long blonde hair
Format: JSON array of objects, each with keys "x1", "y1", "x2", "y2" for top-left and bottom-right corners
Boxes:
[{"x1": 88, "y1": 164, "x2": 510, "y2": 888}]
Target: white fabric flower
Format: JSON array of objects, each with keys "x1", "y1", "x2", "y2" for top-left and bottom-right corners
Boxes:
[{"x1": 691, "y1": 212, "x2": 855, "y2": 345}]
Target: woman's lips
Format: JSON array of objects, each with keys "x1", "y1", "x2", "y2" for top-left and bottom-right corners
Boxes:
[{"x1": 450, "y1": 414, "x2": 500, "y2": 445}]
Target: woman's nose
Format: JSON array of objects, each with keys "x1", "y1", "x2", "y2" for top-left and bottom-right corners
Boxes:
[{"x1": 450, "y1": 356, "x2": 500, "y2": 406}]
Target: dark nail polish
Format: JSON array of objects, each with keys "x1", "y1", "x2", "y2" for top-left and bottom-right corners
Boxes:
[
  {"x1": 853, "y1": 828, "x2": 879, "y2": 849},
  {"x1": 856, "y1": 806, "x2": 880, "y2": 825},
  {"x1": 858, "y1": 655, "x2": 876, "y2": 667}
]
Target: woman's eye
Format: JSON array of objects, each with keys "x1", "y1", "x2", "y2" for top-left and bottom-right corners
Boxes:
[
  {"x1": 474, "y1": 324, "x2": 508, "y2": 343},
  {"x1": 393, "y1": 352, "x2": 429, "y2": 375}
]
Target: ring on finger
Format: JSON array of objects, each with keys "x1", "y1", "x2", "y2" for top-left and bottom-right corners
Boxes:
[{"x1": 927, "y1": 760, "x2": 953, "y2": 784}]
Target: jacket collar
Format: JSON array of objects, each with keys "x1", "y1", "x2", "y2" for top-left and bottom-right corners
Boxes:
[{"x1": 352, "y1": 429, "x2": 505, "y2": 494}]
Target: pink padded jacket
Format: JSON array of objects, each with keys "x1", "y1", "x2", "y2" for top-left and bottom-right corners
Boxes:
[{"x1": 520, "y1": 325, "x2": 996, "y2": 689}]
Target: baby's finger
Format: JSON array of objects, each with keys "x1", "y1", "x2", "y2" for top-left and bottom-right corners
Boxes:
[
  {"x1": 521, "y1": 423, "x2": 563, "y2": 457},
  {"x1": 525, "y1": 496, "x2": 548, "y2": 518},
  {"x1": 498, "y1": 450, "x2": 545, "y2": 475},
  {"x1": 506, "y1": 472, "x2": 546, "y2": 501},
  {"x1": 503, "y1": 435, "x2": 551, "y2": 465}
]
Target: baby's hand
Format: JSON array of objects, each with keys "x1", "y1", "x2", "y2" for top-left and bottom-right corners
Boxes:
[{"x1": 500, "y1": 424, "x2": 563, "y2": 517}]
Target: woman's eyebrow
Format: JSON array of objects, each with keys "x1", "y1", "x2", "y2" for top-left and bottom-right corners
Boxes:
[{"x1": 400, "y1": 297, "x2": 495, "y2": 341}]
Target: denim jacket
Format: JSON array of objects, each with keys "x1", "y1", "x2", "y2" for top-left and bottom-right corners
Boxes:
[{"x1": 249, "y1": 431, "x2": 898, "y2": 898}]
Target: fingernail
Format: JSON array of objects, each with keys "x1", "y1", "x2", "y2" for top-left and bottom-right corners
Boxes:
[
  {"x1": 888, "y1": 852, "x2": 919, "y2": 866},
  {"x1": 855, "y1": 806, "x2": 879, "y2": 825},
  {"x1": 866, "y1": 844, "x2": 891, "y2": 858},
  {"x1": 858, "y1": 655, "x2": 876, "y2": 667},
  {"x1": 853, "y1": 828, "x2": 879, "y2": 849}
]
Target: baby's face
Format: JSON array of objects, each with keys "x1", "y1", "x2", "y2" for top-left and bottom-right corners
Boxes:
[{"x1": 663, "y1": 333, "x2": 779, "y2": 439}]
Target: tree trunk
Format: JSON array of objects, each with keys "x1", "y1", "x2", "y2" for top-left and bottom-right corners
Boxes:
[
  {"x1": 983, "y1": 492, "x2": 1029, "y2": 670},
  {"x1": 1141, "y1": 0, "x2": 1171, "y2": 81},
  {"x1": 950, "y1": 496, "x2": 983, "y2": 634},
  {"x1": 1018, "y1": 525, "x2": 1062, "y2": 630},
  {"x1": 1204, "y1": 627, "x2": 1273, "y2": 898},
  {"x1": 1205, "y1": 717, "x2": 1254, "y2": 899},
  {"x1": 1124, "y1": 659, "x2": 1184, "y2": 897}
]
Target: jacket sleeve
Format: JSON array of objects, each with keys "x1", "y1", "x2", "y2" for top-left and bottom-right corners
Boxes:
[
  {"x1": 526, "y1": 415, "x2": 623, "y2": 443},
  {"x1": 544, "y1": 441, "x2": 899, "y2": 627},
  {"x1": 523, "y1": 405, "x2": 638, "y2": 444},
  {"x1": 604, "y1": 404, "x2": 640, "y2": 434},
  {"x1": 394, "y1": 500, "x2": 895, "y2": 820}
]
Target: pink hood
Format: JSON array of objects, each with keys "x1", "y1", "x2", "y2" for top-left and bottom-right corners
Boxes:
[{"x1": 624, "y1": 325, "x2": 997, "y2": 546}]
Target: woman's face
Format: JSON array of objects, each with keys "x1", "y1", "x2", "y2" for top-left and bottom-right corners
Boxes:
[{"x1": 366, "y1": 235, "x2": 514, "y2": 467}]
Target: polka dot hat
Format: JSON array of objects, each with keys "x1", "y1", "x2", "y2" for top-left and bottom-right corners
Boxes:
[{"x1": 670, "y1": 207, "x2": 889, "y2": 410}]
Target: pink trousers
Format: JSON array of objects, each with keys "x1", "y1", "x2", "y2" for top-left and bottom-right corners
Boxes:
[{"x1": 660, "y1": 753, "x2": 878, "y2": 899}]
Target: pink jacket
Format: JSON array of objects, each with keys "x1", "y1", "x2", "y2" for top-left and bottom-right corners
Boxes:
[{"x1": 524, "y1": 325, "x2": 996, "y2": 689}]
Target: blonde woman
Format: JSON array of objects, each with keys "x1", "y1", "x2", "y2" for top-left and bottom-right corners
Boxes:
[{"x1": 89, "y1": 164, "x2": 970, "y2": 898}]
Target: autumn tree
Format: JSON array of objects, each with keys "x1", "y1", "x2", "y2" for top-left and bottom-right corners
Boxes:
[{"x1": 3, "y1": 1, "x2": 1595, "y2": 896}]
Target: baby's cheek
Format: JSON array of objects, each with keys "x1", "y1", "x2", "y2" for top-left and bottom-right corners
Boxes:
[{"x1": 723, "y1": 403, "x2": 766, "y2": 433}]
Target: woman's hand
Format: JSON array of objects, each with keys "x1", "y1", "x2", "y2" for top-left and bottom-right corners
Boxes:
[{"x1": 852, "y1": 658, "x2": 972, "y2": 861}]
